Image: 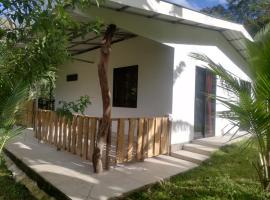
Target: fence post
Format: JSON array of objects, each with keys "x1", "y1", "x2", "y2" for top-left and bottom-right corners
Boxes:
[
  {"x1": 127, "y1": 119, "x2": 136, "y2": 162},
  {"x1": 82, "y1": 117, "x2": 89, "y2": 160},
  {"x1": 88, "y1": 118, "x2": 97, "y2": 161},
  {"x1": 167, "y1": 115, "x2": 173, "y2": 155},
  {"x1": 116, "y1": 119, "x2": 125, "y2": 163},
  {"x1": 76, "y1": 116, "x2": 84, "y2": 156},
  {"x1": 105, "y1": 121, "x2": 111, "y2": 170},
  {"x1": 147, "y1": 118, "x2": 155, "y2": 158},
  {"x1": 136, "y1": 118, "x2": 144, "y2": 161},
  {"x1": 71, "y1": 115, "x2": 77, "y2": 154}
]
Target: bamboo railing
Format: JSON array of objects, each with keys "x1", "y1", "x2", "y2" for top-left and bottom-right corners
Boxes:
[{"x1": 35, "y1": 110, "x2": 171, "y2": 168}]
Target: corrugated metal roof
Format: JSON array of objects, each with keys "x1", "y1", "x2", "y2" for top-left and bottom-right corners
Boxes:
[{"x1": 99, "y1": 0, "x2": 252, "y2": 60}]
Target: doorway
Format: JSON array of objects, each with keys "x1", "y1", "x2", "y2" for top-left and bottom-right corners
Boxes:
[{"x1": 194, "y1": 66, "x2": 216, "y2": 139}]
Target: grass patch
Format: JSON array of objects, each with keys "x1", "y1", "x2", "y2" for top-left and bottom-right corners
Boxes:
[
  {"x1": 0, "y1": 158, "x2": 36, "y2": 200},
  {"x1": 125, "y1": 141, "x2": 270, "y2": 200}
]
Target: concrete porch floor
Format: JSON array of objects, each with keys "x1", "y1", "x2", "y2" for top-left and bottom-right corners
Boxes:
[{"x1": 4, "y1": 129, "x2": 245, "y2": 200}]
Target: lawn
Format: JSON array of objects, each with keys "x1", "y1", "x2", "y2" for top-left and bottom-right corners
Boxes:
[
  {"x1": 125, "y1": 141, "x2": 270, "y2": 200},
  {"x1": 0, "y1": 158, "x2": 36, "y2": 200}
]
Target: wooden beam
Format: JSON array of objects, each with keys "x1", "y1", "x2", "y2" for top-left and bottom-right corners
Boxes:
[
  {"x1": 71, "y1": 36, "x2": 135, "y2": 56},
  {"x1": 72, "y1": 58, "x2": 95, "y2": 64}
]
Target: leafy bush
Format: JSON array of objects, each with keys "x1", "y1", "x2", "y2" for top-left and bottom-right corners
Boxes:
[{"x1": 56, "y1": 95, "x2": 91, "y2": 121}]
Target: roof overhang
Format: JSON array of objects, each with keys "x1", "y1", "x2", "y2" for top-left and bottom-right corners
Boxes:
[{"x1": 69, "y1": 0, "x2": 253, "y2": 60}]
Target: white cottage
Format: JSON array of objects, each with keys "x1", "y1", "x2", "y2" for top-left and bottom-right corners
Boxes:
[{"x1": 55, "y1": 0, "x2": 252, "y2": 152}]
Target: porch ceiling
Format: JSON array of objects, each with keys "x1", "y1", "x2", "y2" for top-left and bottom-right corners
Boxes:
[
  {"x1": 68, "y1": 27, "x2": 136, "y2": 57},
  {"x1": 89, "y1": 0, "x2": 252, "y2": 61}
]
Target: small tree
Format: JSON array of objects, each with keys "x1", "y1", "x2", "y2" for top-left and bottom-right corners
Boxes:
[
  {"x1": 0, "y1": 0, "x2": 101, "y2": 156},
  {"x1": 190, "y1": 24, "x2": 270, "y2": 190},
  {"x1": 92, "y1": 24, "x2": 116, "y2": 173}
]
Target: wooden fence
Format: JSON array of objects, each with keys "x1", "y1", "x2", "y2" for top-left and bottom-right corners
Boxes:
[
  {"x1": 17, "y1": 100, "x2": 35, "y2": 127},
  {"x1": 35, "y1": 110, "x2": 171, "y2": 168}
]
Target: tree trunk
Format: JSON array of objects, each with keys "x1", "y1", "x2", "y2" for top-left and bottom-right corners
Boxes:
[{"x1": 92, "y1": 24, "x2": 116, "y2": 173}]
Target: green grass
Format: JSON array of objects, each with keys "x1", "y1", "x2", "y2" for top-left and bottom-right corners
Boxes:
[
  {"x1": 0, "y1": 158, "x2": 36, "y2": 200},
  {"x1": 125, "y1": 141, "x2": 270, "y2": 200}
]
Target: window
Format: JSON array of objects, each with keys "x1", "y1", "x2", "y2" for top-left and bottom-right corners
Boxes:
[
  {"x1": 66, "y1": 74, "x2": 78, "y2": 82},
  {"x1": 113, "y1": 65, "x2": 138, "y2": 108}
]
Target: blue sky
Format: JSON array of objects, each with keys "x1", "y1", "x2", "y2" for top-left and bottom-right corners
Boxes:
[{"x1": 165, "y1": 0, "x2": 227, "y2": 10}]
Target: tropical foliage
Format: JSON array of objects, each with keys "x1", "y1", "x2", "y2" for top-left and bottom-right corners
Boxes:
[
  {"x1": 56, "y1": 95, "x2": 91, "y2": 121},
  {"x1": 190, "y1": 23, "x2": 270, "y2": 190},
  {"x1": 0, "y1": 0, "x2": 101, "y2": 155}
]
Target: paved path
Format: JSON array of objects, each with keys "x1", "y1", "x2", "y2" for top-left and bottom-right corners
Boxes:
[{"x1": 6, "y1": 129, "x2": 199, "y2": 200}]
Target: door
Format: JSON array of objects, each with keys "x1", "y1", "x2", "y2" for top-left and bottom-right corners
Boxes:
[{"x1": 194, "y1": 67, "x2": 216, "y2": 139}]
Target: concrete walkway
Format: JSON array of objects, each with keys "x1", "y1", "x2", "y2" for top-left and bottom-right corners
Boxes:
[{"x1": 5, "y1": 129, "x2": 200, "y2": 200}]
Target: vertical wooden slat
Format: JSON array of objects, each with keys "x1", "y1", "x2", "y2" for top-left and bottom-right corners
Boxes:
[
  {"x1": 127, "y1": 119, "x2": 136, "y2": 161},
  {"x1": 136, "y1": 118, "x2": 144, "y2": 161},
  {"x1": 45, "y1": 111, "x2": 51, "y2": 142},
  {"x1": 40, "y1": 111, "x2": 44, "y2": 140},
  {"x1": 105, "y1": 123, "x2": 111, "y2": 170},
  {"x1": 62, "y1": 117, "x2": 67, "y2": 150},
  {"x1": 29, "y1": 101, "x2": 34, "y2": 127},
  {"x1": 57, "y1": 116, "x2": 63, "y2": 150},
  {"x1": 71, "y1": 116, "x2": 77, "y2": 154},
  {"x1": 147, "y1": 118, "x2": 155, "y2": 158},
  {"x1": 41, "y1": 111, "x2": 46, "y2": 140},
  {"x1": 160, "y1": 117, "x2": 168, "y2": 154},
  {"x1": 82, "y1": 117, "x2": 89, "y2": 160},
  {"x1": 88, "y1": 118, "x2": 97, "y2": 161},
  {"x1": 167, "y1": 117, "x2": 172, "y2": 154},
  {"x1": 154, "y1": 118, "x2": 162, "y2": 156},
  {"x1": 40, "y1": 111, "x2": 46, "y2": 140},
  {"x1": 67, "y1": 120, "x2": 72, "y2": 152},
  {"x1": 34, "y1": 109, "x2": 39, "y2": 137},
  {"x1": 48, "y1": 111, "x2": 54, "y2": 144},
  {"x1": 116, "y1": 119, "x2": 125, "y2": 163},
  {"x1": 35, "y1": 110, "x2": 39, "y2": 138},
  {"x1": 76, "y1": 116, "x2": 84, "y2": 156},
  {"x1": 37, "y1": 110, "x2": 42, "y2": 141},
  {"x1": 34, "y1": 110, "x2": 37, "y2": 138},
  {"x1": 142, "y1": 118, "x2": 148, "y2": 159},
  {"x1": 54, "y1": 114, "x2": 59, "y2": 147}
]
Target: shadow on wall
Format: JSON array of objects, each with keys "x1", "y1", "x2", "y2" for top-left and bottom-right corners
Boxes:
[
  {"x1": 173, "y1": 61, "x2": 186, "y2": 84},
  {"x1": 172, "y1": 119, "x2": 194, "y2": 141}
]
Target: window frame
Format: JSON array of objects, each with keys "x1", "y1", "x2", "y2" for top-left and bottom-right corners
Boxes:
[{"x1": 112, "y1": 65, "x2": 138, "y2": 108}]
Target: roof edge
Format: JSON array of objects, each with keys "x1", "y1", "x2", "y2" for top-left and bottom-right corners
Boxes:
[{"x1": 106, "y1": 0, "x2": 253, "y2": 41}]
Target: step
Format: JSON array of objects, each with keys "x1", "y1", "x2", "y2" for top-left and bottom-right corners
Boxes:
[
  {"x1": 183, "y1": 143, "x2": 218, "y2": 156},
  {"x1": 192, "y1": 139, "x2": 223, "y2": 148},
  {"x1": 171, "y1": 150, "x2": 209, "y2": 164}
]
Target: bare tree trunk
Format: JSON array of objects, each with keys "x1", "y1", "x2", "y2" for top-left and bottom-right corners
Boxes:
[{"x1": 92, "y1": 24, "x2": 116, "y2": 173}]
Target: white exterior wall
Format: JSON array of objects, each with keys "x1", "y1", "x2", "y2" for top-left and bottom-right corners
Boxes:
[
  {"x1": 170, "y1": 45, "x2": 250, "y2": 144},
  {"x1": 55, "y1": 36, "x2": 174, "y2": 118}
]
